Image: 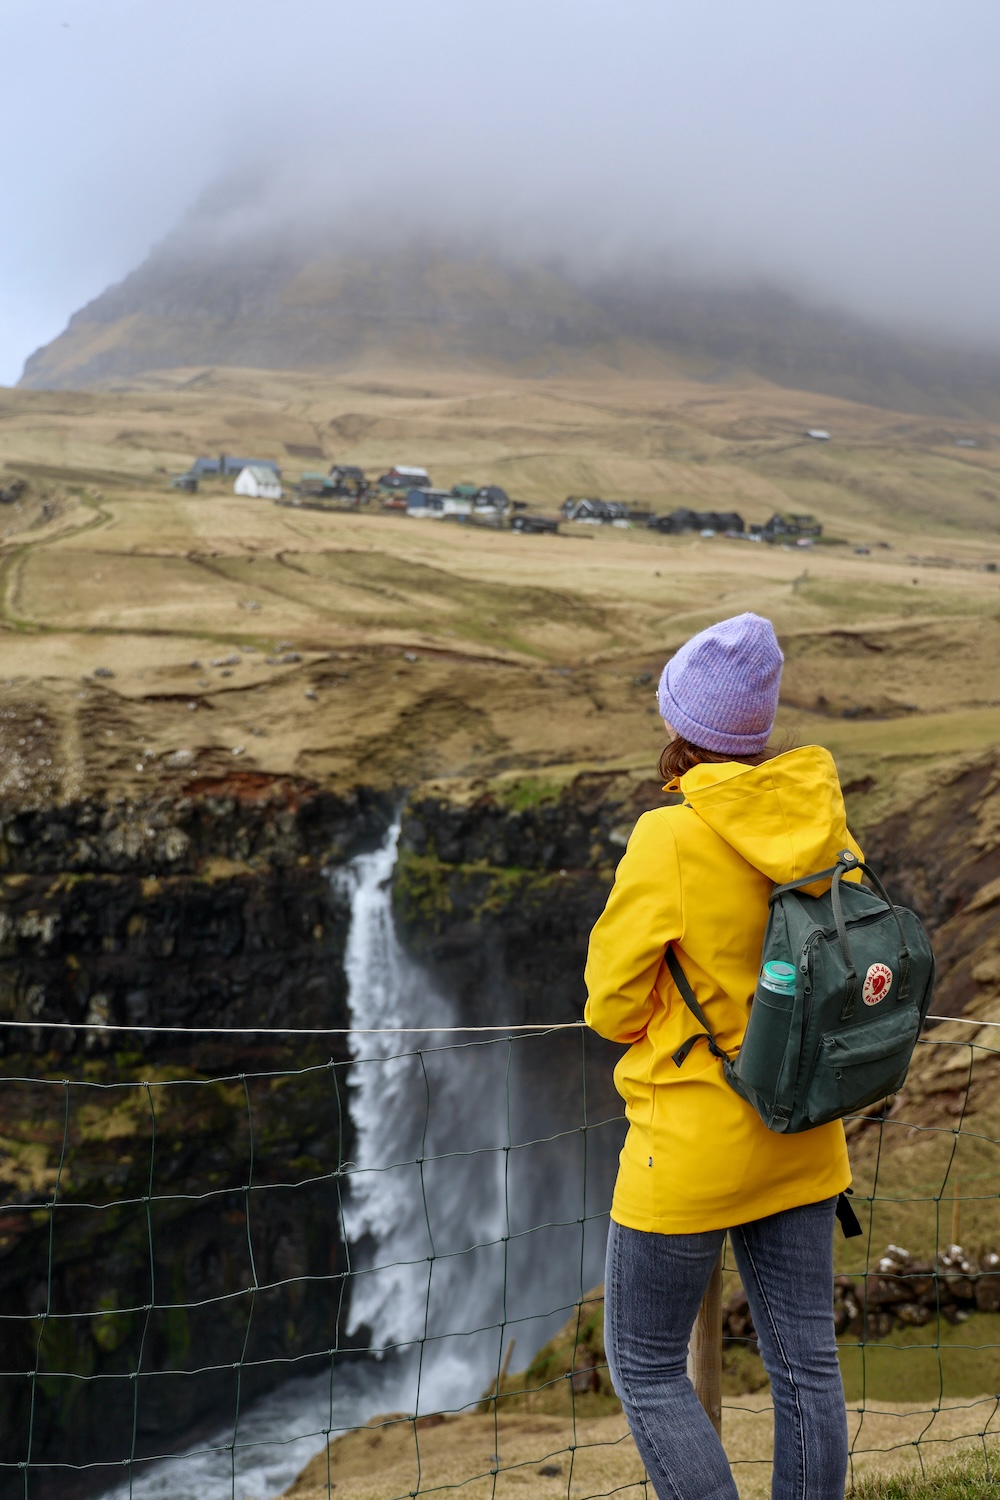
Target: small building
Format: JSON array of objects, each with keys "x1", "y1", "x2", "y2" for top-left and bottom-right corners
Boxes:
[
  {"x1": 562, "y1": 496, "x2": 601, "y2": 522},
  {"x1": 170, "y1": 473, "x2": 199, "y2": 493},
  {"x1": 298, "y1": 471, "x2": 334, "y2": 497},
  {"x1": 328, "y1": 464, "x2": 369, "y2": 498},
  {"x1": 476, "y1": 485, "x2": 511, "y2": 513},
  {"x1": 234, "y1": 465, "x2": 283, "y2": 501},
  {"x1": 760, "y1": 511, "x2": 822, "y2": 540},
  {"x1": 648, "y1": 508, "x2": 743, "y2": 535},
  {"x1": 406, "y1": 488, "x2": 472, "y2": 520},
  {"x1": 378, "y1": 465, "x2": 432, "y2": 492},
  {"x1": 648, "y1": 508, "x2": 699, "y2": 534},
  {"x1": 193, "y1": 454, "x2": 281, "y2": 478},
  {"x1": 451, "y1": 482, "x2": 479, "y2": 501},
  {"x1": 562, "y1": 496, "x2": 632, "y2": 524},
  {"x1": 804, "y1": 429, "x2": 831, "y2": 441}
]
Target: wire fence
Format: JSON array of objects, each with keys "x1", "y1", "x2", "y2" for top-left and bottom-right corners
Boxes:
[{"x1": 0, "y1": 1014, "x2": 997, "y2": 1500}]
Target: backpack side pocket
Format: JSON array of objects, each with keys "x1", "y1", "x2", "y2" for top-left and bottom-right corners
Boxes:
[{"x1": 731, "y1": 988, "x2": 796, "y2": 1104}]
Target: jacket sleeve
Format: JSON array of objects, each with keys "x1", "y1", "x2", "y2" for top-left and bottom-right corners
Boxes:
[{"x1": 584, "y1": 810, "x2": 682, "y2": 1044}]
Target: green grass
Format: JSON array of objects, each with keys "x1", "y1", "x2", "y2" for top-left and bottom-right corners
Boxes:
[
  {"x1": 498, "y1": 774, "x2": 563, "y2": 811},
  {"x1": 851, "y1": 1451, "x2": 999, "y2": 1499},
  {"x1": 839, "y1": 1314, "x2": 1000, "y2": 1403}
]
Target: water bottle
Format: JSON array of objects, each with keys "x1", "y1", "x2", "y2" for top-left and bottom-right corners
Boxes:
[
  {"x1": 757, "y1": 961, "x2": 797, "y2": 1001},
  {"x1": 733, "y1": 959, "x2": 798, "y2": 1102}
]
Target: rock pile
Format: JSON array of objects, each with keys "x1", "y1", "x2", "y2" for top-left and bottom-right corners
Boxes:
[{"x1": 724, "y1": 1243, "x2": 1000, "y2": 1348}]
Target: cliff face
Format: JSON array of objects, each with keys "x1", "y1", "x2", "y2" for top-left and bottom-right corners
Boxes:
[
  {"x1": 0, "y1": 774, "x2": 391, "y2": 1496},
  {"x1": 0, "y1": 774, "x2": 392, "y2": 1043},
  {"x1": 392, "y1": 772, "x2": 676, "y2": 1025},
  {"x1": 863, "y1": 751, "x2": 1000, "y2": 1020}
]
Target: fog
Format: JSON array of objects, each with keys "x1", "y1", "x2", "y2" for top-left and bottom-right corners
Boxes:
[{"x1": 3, "y1": 0, "x2": 1000, "y2": 386}]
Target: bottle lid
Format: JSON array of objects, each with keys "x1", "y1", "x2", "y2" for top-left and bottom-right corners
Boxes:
[{"x1": 760, "y1": 960, "x2": 797, "y2": 994}]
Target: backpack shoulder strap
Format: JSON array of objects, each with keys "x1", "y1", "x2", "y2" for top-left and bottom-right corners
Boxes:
[
  {"x1": 768, "y1": 862, "x2": 841, "y2": 902},
  {"x1": 665, "y1": 948, "x2": 733, "y2": 1069}
]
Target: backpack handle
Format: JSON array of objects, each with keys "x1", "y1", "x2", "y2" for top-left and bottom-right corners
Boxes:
[
  {"x1": 770, "y1": 851, "x2": 911, "y2": 1019},
  {"x1": 829, "y1": 851, "x2": 911, "y2": 1019}
]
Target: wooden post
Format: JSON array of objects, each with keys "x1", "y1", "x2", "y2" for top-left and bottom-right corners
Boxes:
[{"x1": 688, "y1": 1250, "x2": 724, "y2": 1437}]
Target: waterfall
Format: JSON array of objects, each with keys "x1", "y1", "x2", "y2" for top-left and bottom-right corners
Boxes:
[
  {"x1": 335, "y1": 821, "x2": 511, "y2": 1407},
  {"x1": 98, "y1": 821, "x2": 620, "y2": 1499}
]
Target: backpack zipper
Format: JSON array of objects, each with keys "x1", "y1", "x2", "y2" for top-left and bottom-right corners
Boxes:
[{"x1": 800, "y1": 906, "x2": 895, "y2": 999}]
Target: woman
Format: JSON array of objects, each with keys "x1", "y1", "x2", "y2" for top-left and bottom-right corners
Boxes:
[{"x1": 585, "y1": 612, "x2": 856, "y2": 1500}]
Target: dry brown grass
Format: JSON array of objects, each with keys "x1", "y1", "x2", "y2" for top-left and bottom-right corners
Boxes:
[
  {"x1": 1, "y1": 365, "x2": 999, "y2": 802},
  {"x1": 280, "y1": 1398, "x2": 1000, "y2": 1500}
]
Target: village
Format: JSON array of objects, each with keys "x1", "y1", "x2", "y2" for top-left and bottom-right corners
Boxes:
[{"x1": 170, "y1": 453, "x2": 827, "y2": 545}]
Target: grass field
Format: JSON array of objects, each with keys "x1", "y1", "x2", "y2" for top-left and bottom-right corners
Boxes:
[
  {"x1": 1, "y1": 364, "x2": 999, "y2": 803},
  {"x1": 280, "y1": 1399, "x2": 1000, "y2": 1500}
]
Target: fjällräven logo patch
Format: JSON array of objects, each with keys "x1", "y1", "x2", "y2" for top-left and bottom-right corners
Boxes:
[{"x1": 863, "y1": 962, "x2": 893, "y2": 1005}]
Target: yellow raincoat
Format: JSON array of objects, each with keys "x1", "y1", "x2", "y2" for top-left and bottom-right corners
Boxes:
[{"x1": 585, "y1": 746, "x2": 857, "y2": 1233}]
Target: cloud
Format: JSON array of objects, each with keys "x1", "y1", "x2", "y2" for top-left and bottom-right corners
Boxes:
[{"x1": 3, "y1": 0, "x2": 1000, "y2": 383}]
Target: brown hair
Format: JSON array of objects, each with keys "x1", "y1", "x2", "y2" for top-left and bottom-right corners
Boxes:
[{"x1": 658, "y1": 734, "x2": 785, "y2": 782}]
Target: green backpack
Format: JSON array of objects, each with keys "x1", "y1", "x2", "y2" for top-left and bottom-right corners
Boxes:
[{"x1": 668, "y1": 848, "x2": 935, "y2": 1141}]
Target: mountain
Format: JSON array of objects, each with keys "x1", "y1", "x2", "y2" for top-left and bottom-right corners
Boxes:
[{"x1": 21, "y1": 238, "x2": 1000, "y2": 419}]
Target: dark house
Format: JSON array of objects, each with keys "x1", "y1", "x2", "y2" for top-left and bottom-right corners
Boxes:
[
  {"x1": 759, "y1": 512, "x2": 822, "y2": 540},
  {"x1": 328, "y1": 465, "x2": 369, "y2": 498},
  {"x1": 648, "y1": 508, "x2": 699, "y2": 534},
  {"x1": 511, "y1": 513, "x2": 559, "y2": 534},
  {"x1": 562, "y1": 496, "x2": 632, "y2": 523},
  {"x1": 649, "y1": 507, "x2": 744, "y2": 535},
  {"x1": 191, "y1": 454, "x2": 281, "y2": 478},
  {"x1": 477, "y1": 485, "x2": 511, "y2": 510}
]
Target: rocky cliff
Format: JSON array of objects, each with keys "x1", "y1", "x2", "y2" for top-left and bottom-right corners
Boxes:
[
  {"x1": 0, "y1": 774, "x2": 391, "y2": 1497},
  {"x1": 391, "y1": 771, "x2": 675, "y2": 1025}
]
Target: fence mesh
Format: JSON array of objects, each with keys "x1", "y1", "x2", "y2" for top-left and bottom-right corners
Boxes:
[{"x1": 0, "y1": 1016, "x2": 997, "y2": 1500}]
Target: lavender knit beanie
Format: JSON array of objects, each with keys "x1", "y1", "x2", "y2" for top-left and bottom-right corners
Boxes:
[{"x1": 657, "y1": 613, "x2": 783, "y2": 755}]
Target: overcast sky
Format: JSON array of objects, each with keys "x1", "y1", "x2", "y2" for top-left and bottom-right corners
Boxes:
[{"x1": 3, "y1": 0, "x2": 1000, "y2": 386}]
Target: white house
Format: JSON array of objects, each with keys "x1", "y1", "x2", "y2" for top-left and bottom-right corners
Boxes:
[{"x1": 234, "y1": 465, "x2": 283, "y2": 500}]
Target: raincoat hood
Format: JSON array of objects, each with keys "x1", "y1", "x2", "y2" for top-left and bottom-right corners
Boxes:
[{"x1": 677, "y1": 745, "x2": 861, "y2": 886}]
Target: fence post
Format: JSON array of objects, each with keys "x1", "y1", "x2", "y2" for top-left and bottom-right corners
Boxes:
[{"x1": 689, "y1": 1249, "x2": 723, "y2": 1436}]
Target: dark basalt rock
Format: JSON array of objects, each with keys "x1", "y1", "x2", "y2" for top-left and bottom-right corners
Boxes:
[
  {"x1": 0, "y1": 773, "x2": 392, "y2": 1498},
  {"x1": 392, "y1": 772, "x2": 677, "y2": 1025}
]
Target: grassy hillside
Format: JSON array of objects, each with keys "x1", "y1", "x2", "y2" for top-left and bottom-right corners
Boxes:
[{"x1": 1, "y1": 364, "x2": 999, "y2": 805}]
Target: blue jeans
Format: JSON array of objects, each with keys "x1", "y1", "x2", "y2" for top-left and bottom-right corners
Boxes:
[{"x1": 604, "y1": 1198, "x2": 847, "y2": 1500}]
